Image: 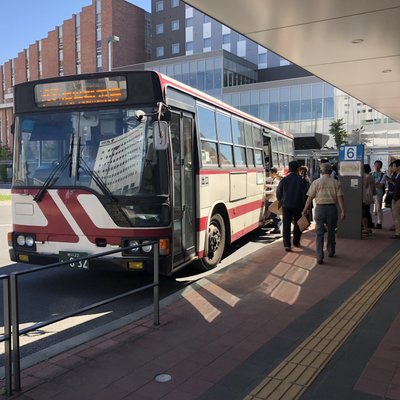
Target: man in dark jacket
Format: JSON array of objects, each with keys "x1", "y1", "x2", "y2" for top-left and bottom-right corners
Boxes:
[{"x1": 276, "y1": 160, "x2": 308, "y2": 251}]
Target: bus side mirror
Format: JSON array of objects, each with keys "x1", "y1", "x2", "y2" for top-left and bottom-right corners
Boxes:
[{"x1": 153, "y1": 121, "x2": 169, "y2": 150}]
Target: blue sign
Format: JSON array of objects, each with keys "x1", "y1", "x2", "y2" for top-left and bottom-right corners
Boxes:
[{"x1": 338, "y1": 144, "x2": 364, "y2": 161}]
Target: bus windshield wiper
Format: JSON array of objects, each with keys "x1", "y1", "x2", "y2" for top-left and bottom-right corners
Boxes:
[
  {"x1": 33, "y1": 136, "x2": 74, "y2": 203},
  {"x1": 78, "y1": 157, "x2": 117, "y2": 203}
]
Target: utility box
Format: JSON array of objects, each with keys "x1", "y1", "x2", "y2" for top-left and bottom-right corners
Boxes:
[{"x1": 338, "y1": 145, "x2": 364, "y2": 239}]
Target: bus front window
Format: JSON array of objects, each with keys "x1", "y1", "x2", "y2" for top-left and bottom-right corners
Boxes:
[{"x1": 14, "y1": 107, "x2": 170, "y2": 226}]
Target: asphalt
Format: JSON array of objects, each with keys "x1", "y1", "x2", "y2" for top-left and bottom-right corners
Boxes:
[{"x1": 1, "y1": 207, "x2": 400, "y2": 400}]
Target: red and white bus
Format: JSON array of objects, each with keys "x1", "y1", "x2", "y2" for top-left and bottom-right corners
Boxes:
[{"x1": 9, "y1": 71, "x2": 293, "y2": 275}]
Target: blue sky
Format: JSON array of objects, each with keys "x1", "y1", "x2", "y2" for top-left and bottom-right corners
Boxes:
[{"x1": 0, "y1": 0, "x2": 151, "y2": 65}]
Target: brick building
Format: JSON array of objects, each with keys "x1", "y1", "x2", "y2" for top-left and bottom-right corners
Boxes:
[{"x1": 0, "y1": 0, "x2": 150, "y2": 151}]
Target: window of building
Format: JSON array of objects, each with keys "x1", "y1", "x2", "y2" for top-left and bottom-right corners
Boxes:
[
  {"x1": 186, "y1": 41, "x2": 193, "y2": 52},
  {"x1": 156, "y1": 23, "x2": 164, "y2": 34},
  {"x1": 172, "y1": 43, "x2": 180, "y2": 54},
  {"x1": 76, "y1": 14, "x2": 81, "y2": 37},
  {"x1": 171, "y1": 0, "x2": 179, "y2": 7},
  {"x1": 155, "y1": 1, "x2": 164, "y2": 12},
  {"x1": 203, "y1": 38, "x2": 211, "y2": 50},
  {"x1": 258, "y1": 52, "x2": 267, "y2": 65},
  {"x1": 186, "y1": 17, "x2": 193, "y2": 27},
  {"x1": 222, "y1": 34, "x2": 230, "y2": 44},
  {"x1": 156, "y1": 46, "x2": 164, "y2": 57},
  {"x1": 171, "y1": 20, "x2": 179, "y2": 31}
]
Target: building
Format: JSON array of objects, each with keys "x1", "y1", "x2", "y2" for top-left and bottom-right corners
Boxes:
[
  {"x1": 151, "y1": 0, "x2": 288, "y2": 69},
  {"x1": 0, "y1": 0, "x2": 150, "y2": 150},
  {"x1": 147, "y1": 1, "x2": 400, "y2": 167}
]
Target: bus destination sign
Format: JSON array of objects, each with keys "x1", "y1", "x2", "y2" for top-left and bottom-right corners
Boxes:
[{"x1": 34, "y1": 76, "x2": 127, "y2": 107}]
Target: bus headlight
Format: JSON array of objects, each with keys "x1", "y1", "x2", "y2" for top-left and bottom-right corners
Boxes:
[
  {"x1": 25, "y1": 236, "x2": 35, "y2": 247},
  {"x1": 142, "y1": 241, "x2": 153, "y2": 253},
  {"x1": 128, "y1": 240, "x2": 140, "y2": 253},
  {"x1": 16, "y1": 235, "x2": 26, "y2": 246}
]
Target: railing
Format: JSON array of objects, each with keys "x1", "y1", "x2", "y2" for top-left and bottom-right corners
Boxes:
[{"x1": 0, "y1": 242, "x2": 160, "y2": 396}]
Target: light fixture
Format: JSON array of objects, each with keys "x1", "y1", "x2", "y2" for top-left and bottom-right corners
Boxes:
[{"x1": 351, "y1": 38, "x2": 364, "y2": 44}]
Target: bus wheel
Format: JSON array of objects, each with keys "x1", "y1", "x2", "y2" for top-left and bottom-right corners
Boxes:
[{"x1": 199, "y1": 213, "x2": 225, "y2": 270}]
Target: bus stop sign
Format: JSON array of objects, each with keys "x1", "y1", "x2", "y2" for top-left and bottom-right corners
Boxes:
[{"x1": 339, "y1": 144, "x2": 363, "y2": 161}]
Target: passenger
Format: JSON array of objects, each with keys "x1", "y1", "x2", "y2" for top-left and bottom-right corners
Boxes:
[
  {"x1": 370, "y1": 160, "x2": 386, "y2": 229},
  {"x1": 298, "y1": 165, "x2": 312, "y2": 223},
  {"x1": 362, "y1": 164, "x2": 376, "y2": 235},
  {"x1": 302, "y1": 162, "x2": 345, "y2": 264},
  {"x1": 276, "y1": 160, "x2": 308, "y2": 251},
  {"x1": 385, "y1": 161, "x2": 397, "y2": 230},
  {"x1": 265, "y1": 167, "x2": 282, "y2": 234},
  {"x1": 390, "y1": 159, "x2": 400, "y2": 239},
  {"x1": 330, "y1": 164, "x2": 339, "y2": 180}
]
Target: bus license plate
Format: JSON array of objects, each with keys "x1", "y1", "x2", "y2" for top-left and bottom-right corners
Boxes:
[{"x1": 59, "y1": 251, "x2": 89, "y2": 270}]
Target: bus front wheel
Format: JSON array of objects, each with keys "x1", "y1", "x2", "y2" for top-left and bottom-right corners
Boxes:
[{"x1": 199, "y1": 213, "x2": 225, "y2": 270}]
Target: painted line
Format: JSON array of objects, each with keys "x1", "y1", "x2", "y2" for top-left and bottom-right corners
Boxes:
[{"x1": 245, "y1": 249, "x2": 400, "y2": 400}]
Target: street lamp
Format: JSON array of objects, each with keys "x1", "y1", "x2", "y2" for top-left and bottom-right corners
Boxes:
[{"x1": 107, "y1": 35, "x2": 120, "y2": 72}]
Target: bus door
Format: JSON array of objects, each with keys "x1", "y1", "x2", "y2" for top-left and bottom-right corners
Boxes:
[{"x1": 170, "y1": 112, "x2": 195, "y2": 265}]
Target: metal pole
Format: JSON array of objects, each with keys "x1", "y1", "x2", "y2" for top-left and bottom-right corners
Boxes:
[
  {"x1": 153, "y1": 243, "x2": 160, "y2": 326},
  {"x1": 10, "y1": 274, "x2": 21, "y2": 392},
  {"x1": 3, "y1": 277, "x2": 12, "y2": 396}
]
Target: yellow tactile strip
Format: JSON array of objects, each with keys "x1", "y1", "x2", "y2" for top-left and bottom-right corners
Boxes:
[{"x1": 245, "y1": 250, "x2": 400, "y2": 400}]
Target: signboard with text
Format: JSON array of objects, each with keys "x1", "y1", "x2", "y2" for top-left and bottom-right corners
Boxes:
[{"x1": 338, "y1": 144, "x2": 364, "y2": 162}]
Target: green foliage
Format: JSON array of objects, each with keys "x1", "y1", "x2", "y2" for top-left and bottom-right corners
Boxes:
[
  {"x1": 329, "y1": 118, "x2": 348, "y2": 148},
  {"x1": 0, "y1": 145, "x2": 12, "y2": 161},
  {"x1": 0, "y1": 145, "x2": 12, "y2": 182}
]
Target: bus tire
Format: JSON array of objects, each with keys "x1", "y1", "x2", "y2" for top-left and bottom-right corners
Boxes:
[{"x1": 198, "y1": 213, "x2": 225, "y2": 271}]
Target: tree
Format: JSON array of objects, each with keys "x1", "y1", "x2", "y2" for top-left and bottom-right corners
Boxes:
[
  {"x1": 329, "y1": 118, "x2": 348, "y2": 148},
  {"x1": 0, "y1": 145, "x2": 12, "y2": 182}
]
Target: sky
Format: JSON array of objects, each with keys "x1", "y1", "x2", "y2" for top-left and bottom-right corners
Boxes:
[{"x1": 0, "y1": 0, "x2": 151, "y2": 65}]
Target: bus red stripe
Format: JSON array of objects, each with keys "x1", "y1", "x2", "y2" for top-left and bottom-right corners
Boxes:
[
  {"x1": 197, "y1": 199, "x2": 264, "y2": 232},
  {"x1": 231, "y1": 221, "x2": 261, "y2": 242},
  {"x1": 198, "y1": 169, "x2": 263, "y2": 175}
]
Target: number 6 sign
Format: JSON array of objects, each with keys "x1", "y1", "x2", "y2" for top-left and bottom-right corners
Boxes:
[{"x1": 339, "y1": 144, "x2": 363, "y2": 161}]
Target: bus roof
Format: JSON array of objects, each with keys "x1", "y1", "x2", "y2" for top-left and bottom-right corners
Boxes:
[{"x1": 156, "y1": 71, "x2": 293, "y2": 140}]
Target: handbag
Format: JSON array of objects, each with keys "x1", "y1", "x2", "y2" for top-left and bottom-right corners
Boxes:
[
  {"x1": 268, "y1": 199, "x2": 282, "y2": 215},
  {"x1": 297, "y1": 215, "x2": 310, "y2": 232}
]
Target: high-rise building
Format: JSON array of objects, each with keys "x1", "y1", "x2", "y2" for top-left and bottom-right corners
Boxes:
[
  {"x1": 0, "y1": 0, "x2": 150, "y2": 149},
  {"x1": 151, "y1": 1, "x2": 288, "y2": 69},
  {"x1": 146, "y1": 1, "x2": 400, "y2": 165}
]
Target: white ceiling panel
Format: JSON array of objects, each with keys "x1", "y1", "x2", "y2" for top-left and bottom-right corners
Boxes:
[{"x1": 185, "y1": 0, "x2": 400, "y2": 122}]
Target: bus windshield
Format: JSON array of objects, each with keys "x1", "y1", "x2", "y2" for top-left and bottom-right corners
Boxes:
[{"x1": 14, "y1": 107, "x2": 170, "y2": 225}]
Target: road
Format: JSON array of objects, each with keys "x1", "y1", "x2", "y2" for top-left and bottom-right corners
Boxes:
[{"x1": 0, "y1": 200, "x2": 279, "y2": 372}]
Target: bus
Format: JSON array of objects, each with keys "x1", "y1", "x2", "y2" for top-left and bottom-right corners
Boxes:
[{"x1": 9, "y1": 71, "x2": 294, "y2": 275}]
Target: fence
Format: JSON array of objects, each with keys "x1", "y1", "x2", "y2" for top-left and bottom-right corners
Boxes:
[{"x1": 0, "y1": 242, "x2": 160, "y2": 396}]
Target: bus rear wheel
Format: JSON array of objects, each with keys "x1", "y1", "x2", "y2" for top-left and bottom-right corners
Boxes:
[{"x1": 198, "y1": 213, "x2": 225, "y2": 271}]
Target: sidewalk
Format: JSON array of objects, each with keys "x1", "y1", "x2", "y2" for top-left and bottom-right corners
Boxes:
[{"x1": 2, "y1": 210, "x2": 400, "y2": 400}]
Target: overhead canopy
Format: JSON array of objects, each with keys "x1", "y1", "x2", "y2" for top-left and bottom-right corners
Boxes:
[{"x1": 184, "y1": 0, "x2": 400, "y2": 122}]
